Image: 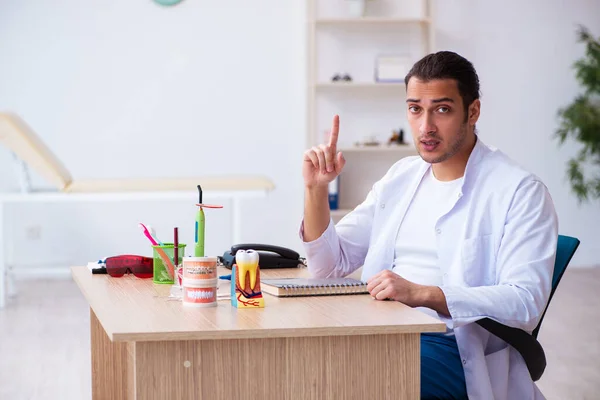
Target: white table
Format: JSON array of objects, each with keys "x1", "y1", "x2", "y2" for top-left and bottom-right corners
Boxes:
[{"x1": 0, "y1": 188, "x2": 270, "y2": 308}]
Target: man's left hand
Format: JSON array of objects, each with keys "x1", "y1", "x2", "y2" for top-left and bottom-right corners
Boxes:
[
  {"x1": 366, "y1": 270, "x2": 451, "y2": 317},
  {"x1": 366, "y1": 270, "x2": 422, "y2": 306}
]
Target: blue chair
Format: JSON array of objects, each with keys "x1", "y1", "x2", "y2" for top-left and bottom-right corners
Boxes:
[{"x1": 476, "y1": 234, "x2": 581, "y2": 381}]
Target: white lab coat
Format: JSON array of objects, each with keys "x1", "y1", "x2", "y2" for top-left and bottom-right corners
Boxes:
[{"x1": 299, "y1": 136, "x2": 558, "y2": 400}]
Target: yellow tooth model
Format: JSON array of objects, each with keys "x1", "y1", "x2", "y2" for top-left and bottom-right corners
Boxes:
[{"x1": 231, "y1": 249, "x2": 265, "y2": 308}]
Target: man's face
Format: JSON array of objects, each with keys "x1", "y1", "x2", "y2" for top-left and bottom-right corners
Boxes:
[{"x1": 406, "y1": 78, "x2": 478, "y2": 164}]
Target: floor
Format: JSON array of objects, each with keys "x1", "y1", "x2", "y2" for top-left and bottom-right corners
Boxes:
[{"x1": 1, "y1": 268, "x2": 599, "y2": 400}]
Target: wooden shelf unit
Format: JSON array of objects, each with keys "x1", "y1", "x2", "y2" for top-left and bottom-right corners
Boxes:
[{"x1": 307, "y1": 0, "x2": 434, "y2": 213}]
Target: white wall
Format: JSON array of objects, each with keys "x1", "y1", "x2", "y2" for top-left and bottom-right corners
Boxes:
[
  {"x1": 0, "y1": 0, "x2": 599, "y2": 271},
  {"x1": 433, "y1": 0, "x2": 600, "y2": 267},
  {"x1": 0, "y1": 0, "x2": 306, "y2": 271}
]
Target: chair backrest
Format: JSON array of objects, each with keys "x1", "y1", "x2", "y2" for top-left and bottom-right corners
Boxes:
[
  {"x1": 0, "y1": 112, "x2": 72, "y2": 191},
  {"x1": 532, "y1": 234, "x2": 580, "y2": 338}
]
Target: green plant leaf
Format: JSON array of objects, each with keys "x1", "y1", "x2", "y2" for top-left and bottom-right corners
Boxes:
[{"x1": 555, "y1": 25, "x2": 600, "y2": 203}]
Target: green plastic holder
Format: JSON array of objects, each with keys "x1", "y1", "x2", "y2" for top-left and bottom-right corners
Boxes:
[{"x1": 152, "y1": 243, "x2": 186, "y2": 284}]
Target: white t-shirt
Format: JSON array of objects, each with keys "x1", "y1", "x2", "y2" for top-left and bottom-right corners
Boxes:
[{"x1": 392, "y1": 166, "x2": 463, "y2": 330}]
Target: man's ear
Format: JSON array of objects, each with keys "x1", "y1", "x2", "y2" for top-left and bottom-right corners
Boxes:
[{"x1": 468, "y1": 99, "x2": 481, "y2": 126}]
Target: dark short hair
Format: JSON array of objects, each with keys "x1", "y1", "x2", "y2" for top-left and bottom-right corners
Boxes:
[{"x1": 404, "y1": 51, "x2": 480, "y2": 116}]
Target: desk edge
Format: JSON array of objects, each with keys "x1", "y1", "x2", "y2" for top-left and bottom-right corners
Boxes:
[
  {"x1": 71, "y1": 267, "x2": 117, "y2": 341},
  {"x1": 71, "y1": 267, "x2": 446, "y2": 343}
]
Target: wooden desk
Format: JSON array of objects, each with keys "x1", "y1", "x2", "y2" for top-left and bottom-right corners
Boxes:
[{"x1": 72, "y1": 266, "x2": 445, "y2": 400}]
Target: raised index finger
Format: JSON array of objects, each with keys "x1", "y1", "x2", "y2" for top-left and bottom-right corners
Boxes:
[{"x1": 329, "y1": 115, "x2": 340, "y2": 148}]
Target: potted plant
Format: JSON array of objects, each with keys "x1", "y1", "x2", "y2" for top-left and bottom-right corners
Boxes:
[{"x1": 556, "y1": 25, "x2": 600, "y2": 203}]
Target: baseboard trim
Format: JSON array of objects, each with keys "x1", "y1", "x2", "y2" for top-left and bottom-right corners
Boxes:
[{"x1": 567, "y1": 264, "x2": 600, "y2": 269}]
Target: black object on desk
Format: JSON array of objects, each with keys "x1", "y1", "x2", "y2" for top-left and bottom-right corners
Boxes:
[
  {"x1": 220, "y1": 243, "x2": 306, "y2": 269},
  {"x1": 91, "y1": 266, "x2": 107, "y2": 274}
]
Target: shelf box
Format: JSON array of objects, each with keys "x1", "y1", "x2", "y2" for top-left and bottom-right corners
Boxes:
[{"x1": 375, "y1": 55, "x2": 411, "y2": 83}]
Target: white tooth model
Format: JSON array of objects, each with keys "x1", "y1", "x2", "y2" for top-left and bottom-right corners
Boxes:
[
  {"x1": 231, "y1": 249, "x2": 265, "y2": 308},
  {"x1": 236, "y1": 250, "x2": 259, "y2": 290}
]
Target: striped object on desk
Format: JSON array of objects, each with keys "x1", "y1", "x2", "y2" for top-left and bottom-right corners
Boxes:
[{"x1": 261, "y1": 278, "x2": 368, "y2": 297}]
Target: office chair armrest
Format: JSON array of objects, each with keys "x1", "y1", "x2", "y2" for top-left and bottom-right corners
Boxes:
[{"x1": 476, "y1": 317, "x2": 546, "y2": 381}]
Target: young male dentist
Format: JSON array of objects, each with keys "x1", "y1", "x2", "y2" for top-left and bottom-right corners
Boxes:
[{"x1": 299, "y1": 51, "x2": 558, "y2": 400}]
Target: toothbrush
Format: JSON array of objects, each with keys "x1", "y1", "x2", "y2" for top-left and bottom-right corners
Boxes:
[
  {"x1": 139, "y1": 223, "x2": 158, "y2": 245},
  {"x1": 147, "y1": 225, "x2": 164, "y2": 246},
  {"x1": 139, "y1": 223, "x2": 174, "y2": 279}
]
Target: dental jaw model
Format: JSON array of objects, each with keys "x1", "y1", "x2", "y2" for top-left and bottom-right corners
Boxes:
[{"x1": 231, "y1": 249, "x2": 265, "y2": 308}]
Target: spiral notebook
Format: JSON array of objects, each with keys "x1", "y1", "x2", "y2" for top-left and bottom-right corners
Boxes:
[{"x1": 261, "y1": 278, "x2": 368, "y2": 297}]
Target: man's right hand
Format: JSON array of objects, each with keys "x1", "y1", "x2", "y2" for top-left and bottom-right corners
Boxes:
[{"x1": 303, "y1": 115, "x2": 346, "y2": 189}]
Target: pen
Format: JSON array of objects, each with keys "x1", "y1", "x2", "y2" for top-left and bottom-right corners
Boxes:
[{"x1": 174, "y1": 226, "x2": 179, "y2": 272}]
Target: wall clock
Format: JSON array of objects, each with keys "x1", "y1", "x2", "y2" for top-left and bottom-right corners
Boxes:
[{"x1": 154, "y1": 0, "x2": 184, "y2": 6}]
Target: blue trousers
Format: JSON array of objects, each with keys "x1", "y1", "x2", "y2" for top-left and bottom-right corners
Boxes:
[{"x1": 421, "y1": 333, "x2": 468, "y2": 400}]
